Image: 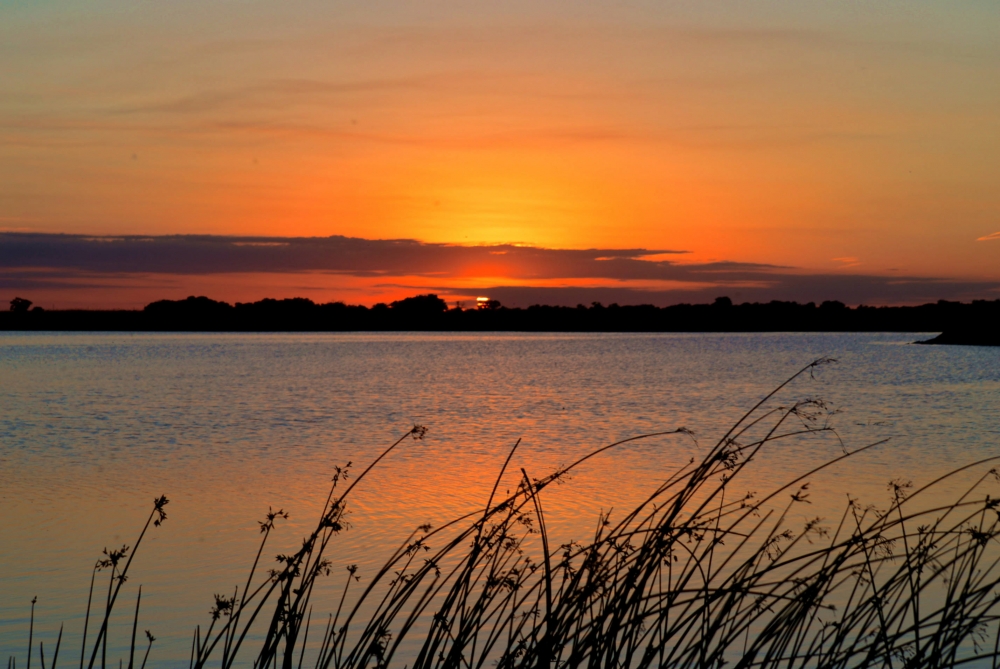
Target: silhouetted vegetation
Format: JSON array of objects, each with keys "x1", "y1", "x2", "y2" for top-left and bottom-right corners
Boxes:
[
  {"x1": 12, "y1": 361, "x2": 1000, "y2": 667},
  {"x1": 9, "y1": 297, "x2": 36, "y2": 313},
  {"x1": 3, "y1": 294, "x2": 1000, "y2": 334}
]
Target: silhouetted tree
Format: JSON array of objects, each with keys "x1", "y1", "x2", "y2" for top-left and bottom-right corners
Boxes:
[
  {"x1": 144, "y1": 295, "x2": 233, "y2": 317},
  {"x1": 390, "y1": 294, "x2": 449, "y2": 314},
  {"x1": 10, "y1": 297, "x2": 32, "y2": 313}
]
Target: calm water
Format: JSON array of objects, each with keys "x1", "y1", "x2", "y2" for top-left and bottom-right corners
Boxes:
[{"x1": 2, "y1": 332, "x2": 999, "y2": 666}]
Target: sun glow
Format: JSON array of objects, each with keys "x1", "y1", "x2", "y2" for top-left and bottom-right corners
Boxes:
[{"x1": 372, "y1": 156, "x2": 620, "y2": 249}]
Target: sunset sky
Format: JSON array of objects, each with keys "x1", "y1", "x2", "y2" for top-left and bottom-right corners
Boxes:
[{"x1": 2, "y1": 1, "x2": 998, "y2": 308}]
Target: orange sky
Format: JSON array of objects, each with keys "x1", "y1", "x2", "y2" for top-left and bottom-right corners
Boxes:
[{"x1": 1, "y1": 1, "x2": 998, "y2": 306}]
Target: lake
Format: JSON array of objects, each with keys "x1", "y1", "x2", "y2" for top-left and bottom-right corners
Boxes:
[{"x1": 2, "y1": 332, "x2": 999, "y2": 667}]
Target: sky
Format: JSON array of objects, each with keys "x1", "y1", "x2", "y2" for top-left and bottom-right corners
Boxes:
[{"x1": 1, "y1": 0, "x2": 998, "y2": 308}]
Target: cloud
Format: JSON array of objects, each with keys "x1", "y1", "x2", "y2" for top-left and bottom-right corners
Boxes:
[
  {"x1": 2, "y1": 233, "x2": 998, "y2": 308},
  {"x1": 0, "y1": 232, "x2": 690, "y2": 279},
  {"x1": 110, "y1": 75, "x2": 454, "y2": 116},
  {"x1": 977, "y1": 232, "x2": 1000, "y2": 241}
]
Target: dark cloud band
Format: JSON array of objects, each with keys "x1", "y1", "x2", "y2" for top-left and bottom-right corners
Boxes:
[
  {"x1": 0, "y1": 232, "x2": 688, "y2": 278},
  {"x1": 2, "y1": 232, "x2": 998, "y2": 306}
]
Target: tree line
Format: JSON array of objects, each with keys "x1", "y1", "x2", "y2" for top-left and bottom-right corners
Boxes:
[{"x1": 3, "y1": 293, "x2": 999, "y2": 333}]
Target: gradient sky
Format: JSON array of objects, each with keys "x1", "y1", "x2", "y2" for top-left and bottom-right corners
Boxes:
[{"x1": 2, "y1": 1, "x2": 998, "y2": 307}]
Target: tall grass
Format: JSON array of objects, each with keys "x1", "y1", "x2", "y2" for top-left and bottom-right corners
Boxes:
[{"x1": 12, "y1": 359, "x2": 1000, "y2": 668}]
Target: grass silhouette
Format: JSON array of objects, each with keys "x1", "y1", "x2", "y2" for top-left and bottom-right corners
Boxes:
[{"x1": 11, "y1": 359, "x2": 1000, "y2": 668}]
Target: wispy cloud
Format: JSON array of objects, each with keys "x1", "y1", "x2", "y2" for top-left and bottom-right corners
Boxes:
[{"x1": 977, "y1": 232, "x2": 1000, "y2": 241}]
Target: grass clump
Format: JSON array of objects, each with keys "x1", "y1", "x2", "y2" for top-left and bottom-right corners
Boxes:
[{"x1": 13, "y1": 359, "x2": 1000, "y2": 668}]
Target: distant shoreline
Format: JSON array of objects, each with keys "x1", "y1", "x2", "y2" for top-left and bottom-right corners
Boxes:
[
  {"x1": 3, "y1": 294, "x2": 999, "y2": 339},
  {"x1": 917, "y1": 330, "x2": 1000, "y2": 347}
]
